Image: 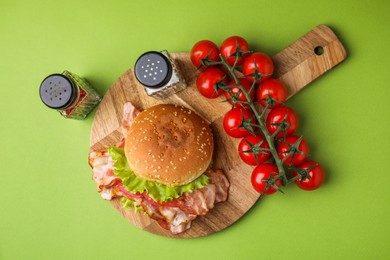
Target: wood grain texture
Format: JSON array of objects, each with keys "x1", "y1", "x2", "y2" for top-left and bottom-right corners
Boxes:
[{"x1": 89, "y1": 25, "x2": 346, "y2": 238}]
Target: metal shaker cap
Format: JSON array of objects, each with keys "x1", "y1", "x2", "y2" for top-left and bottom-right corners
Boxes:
[
  {"x1": 134, "y1": 51, "x2": 172, "y2": 88},
  {"x1": 39, "y1": 74, "x2": 77, "y2": 109}
]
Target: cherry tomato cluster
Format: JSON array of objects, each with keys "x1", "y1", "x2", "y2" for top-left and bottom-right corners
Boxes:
[{"x1": 190, "y1": 36, "x2": 325, "y2": 195}]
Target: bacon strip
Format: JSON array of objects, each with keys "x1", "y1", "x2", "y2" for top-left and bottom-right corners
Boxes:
[
  {"x1": 206, "y1": 169, "x2": 230, "y2": 203},
  {"x1": 116, "y1": 169, "x2": 229, "y2": 234},
  {"x1": 122, "y1": 101, "x2": 140, "y2": 137},
  {"x1": 88, "y1": 102, "x2": 140, "y2": 200},
  {"x1": 88, "y1": 150, "x2": 122, "y2": 200}
]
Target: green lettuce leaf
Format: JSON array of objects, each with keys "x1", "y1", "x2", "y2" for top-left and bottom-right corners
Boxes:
[
  {"x1": 109, "y1": 146, "x2": 209, "y2": 202},
  {"x1": 120, "y1": 197, "x2": 144, "y2": 213}
]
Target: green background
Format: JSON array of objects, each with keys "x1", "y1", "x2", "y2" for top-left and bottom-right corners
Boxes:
[{"x1": 1, "y1": 0, "x2": 389, "y2": 259}]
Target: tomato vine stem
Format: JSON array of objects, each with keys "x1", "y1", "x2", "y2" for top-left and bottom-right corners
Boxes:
[{"x1": 206, "y1": 55, "x2": 288, "y2": 188}]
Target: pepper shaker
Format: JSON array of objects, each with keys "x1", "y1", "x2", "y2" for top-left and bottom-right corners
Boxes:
[
  {"x1": 134, "y1": 51, "x2": 187, "y2": 99},
  {"x1": 39, "y1": 71, "x2": 101, "y2": 120}
]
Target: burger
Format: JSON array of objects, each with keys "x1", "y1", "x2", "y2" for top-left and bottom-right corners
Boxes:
[{"x1": 89, "y1": 103, "x2": 229, "y2": 234}]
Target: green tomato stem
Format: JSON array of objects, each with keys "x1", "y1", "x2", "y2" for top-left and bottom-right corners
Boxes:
[{"x1": 218, "y1": 54, "x2": 288, "y2": 186}]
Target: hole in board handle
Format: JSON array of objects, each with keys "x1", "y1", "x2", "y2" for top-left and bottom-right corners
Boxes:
[{"x1": 314, "y1": 46, "x2": 324, "y2": 56}]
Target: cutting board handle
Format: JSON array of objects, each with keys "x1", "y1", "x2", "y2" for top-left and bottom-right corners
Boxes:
[{"x1": 272, "y1": 24, "x2": 347, "y2": 98}]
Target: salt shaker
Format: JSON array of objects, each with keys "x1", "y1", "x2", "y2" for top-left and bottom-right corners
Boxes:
[
  {"x1": 134, "y1": 51, "x2": 187, "y2": 99},
  {"x1": 39, "y1": 71, "x2": 101, "y2": 120}
]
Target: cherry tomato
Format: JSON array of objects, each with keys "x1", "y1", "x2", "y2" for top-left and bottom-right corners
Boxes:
[
  {"x1": 266, "y1": 106, "x2": 299, "y2": 138},
  {"x1": 196, "y1": 67, "x2": 227, "y2": 98},
  {"x1": 224, "y1": 78, "x2": 255, "y2": 108},
  {"x1": 257, "y1": 79, "x2": 287, "y2": 108},
  {"x1": 243, "y1": 52, "x2": 274, "y2": 83},
  {"x1": 251, "y1": 164, "x2": 282, "y2": 195},
  {"x1": 220, "y1": 36, "x2": 250, "y2": 67},
  {"x1": 292, "y1": 160, "x2": 325, "y2": 191},
  {"x1": 277, "y1": 135, "x2": 309, "y2": 166},
  {"x1": 238, "y1": 135, "x2": 270, "y2": 165},
  {"x1": 190, "y1": 40, "x2": 220, "y2": 68},
  {"x1": 223, "y1": 107, "x2": 256, "y2": 138}
]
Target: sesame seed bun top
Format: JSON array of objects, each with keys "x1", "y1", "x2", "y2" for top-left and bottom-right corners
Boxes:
[{"x1": 124, "y1": 104, "x2": 213, "y2": 187}]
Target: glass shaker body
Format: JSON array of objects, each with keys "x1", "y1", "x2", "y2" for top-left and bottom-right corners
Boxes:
[
  {"x1": 39, "y1": 71, "x2": 101, "y2": 120},
  {"x1": 134, "y1": 51, "x2": 187, "y2": 99}
]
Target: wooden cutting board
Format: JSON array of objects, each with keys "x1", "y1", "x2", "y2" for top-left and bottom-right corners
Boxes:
[{"x1": 89, "y1": 24, "x2": 346, "y2": 238}]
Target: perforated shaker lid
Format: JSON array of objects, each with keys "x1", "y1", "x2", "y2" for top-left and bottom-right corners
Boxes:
[
  {"x1": 39, "y1": 74, "x2": 78, "y2": 109},
  {"x1": 134, "y1": 51, "x2": 172, "y2": 88}
]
